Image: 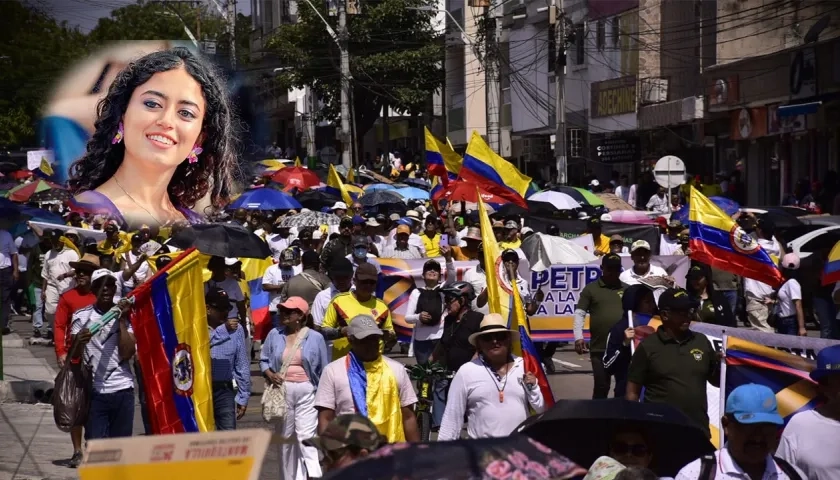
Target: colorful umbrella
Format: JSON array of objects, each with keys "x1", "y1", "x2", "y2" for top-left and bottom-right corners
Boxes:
[
  {"x1": 550, "y1": 186, "x2": 605, "y2": 207},
  {"x1": 269, "y1": 166, "x2": 321, "y2": 190},
  {"x1": 605, "y1": 210, "x2": 656, "y2": 224},
  {"x1": 30, "y1": 188, "x2": 71, "y2": 203},
  {"x1": 433, "y1": 180, "x2": 512, "y2": 205},
  {"x1": 227, "y1": 188, "x2": 302, "y2": 211},
  {"x1": 7, "y1": 180, "x2": 65, "y2": 202}
]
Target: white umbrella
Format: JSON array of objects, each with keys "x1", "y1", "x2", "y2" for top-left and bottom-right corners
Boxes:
[
  {"x1": 528, "y1": 191, "x2": 582, "y2": 210},
  {"x1": 521, "y1": 233, "x2": 598, "y2": 271}
]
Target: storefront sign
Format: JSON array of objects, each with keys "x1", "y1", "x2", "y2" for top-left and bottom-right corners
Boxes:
[
  {"x1": 591, "y1": 134, "x2": 641, "y2": 164},
  {"x1": 730, "y1": 107, "x2": 768, "y2": 140},
  {"x1": 767, "y1": 104, "x2": 807, "y2": 135},
  {"x1": 708, "y1": 76, "x2": 739, "y2": 107},
  {"x1": 790, "y1": 47, "x2": 817, "y2": 100},
  {"x1": 591, "y1": 76, "x2": 637, "y2": 118}
]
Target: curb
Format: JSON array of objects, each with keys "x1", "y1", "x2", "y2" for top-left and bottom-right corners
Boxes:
[{"x1": 0, "y1": 379, "x2": 54, "y2": 404}]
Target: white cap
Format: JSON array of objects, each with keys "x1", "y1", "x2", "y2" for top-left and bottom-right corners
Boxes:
[
  {"x1": 312, "y1": 230, "x2": 323, "y2": 240},
  {"x1": 521, "y1": 227, "x2": 534, "y2": 235},
  {"x1": 781, "y1": 253, "x2": 800, "y2": 270},
  {"x1": 224, "y1": 257, "x2": 241, "y2": 266},
  {"x1": 600, "y1": 213, "x2": 613, "y2": 222},
  {"x1": 630, "y1": 240, "x2": 651, "y2": 253},
  {"x1": 65, "y1": 228, "x2": 79, "y2": 236},
  {"x1": 331, "y1": 202, "x2": 348, "y2": 211},
  {"x1": 91, "y1": 269, "x2": 118, "y2": 283},
  {"x1": 406, "y1": 210, "x2": 421, "y2": 220},
  {"x1": 577, "y1": 211, "x2": 590, "y2": 220},
  {"x1": 366, "y1": 218, "x2": 380, "y2": 227},
  {"x1": 590, "y1": 179, "x2": 600, "y2": 187},
  {"x1": 301, "y1": 208, "x2": 311, "y2": 213}
]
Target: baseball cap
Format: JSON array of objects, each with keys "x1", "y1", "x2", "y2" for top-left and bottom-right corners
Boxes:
[
  {"x1": 303, "y1": 414, "x2": 386, "y2": 452},
  {"x1": 205, "y1": 287, "x2": 232, "y2": 311},
  {"x1": 224, "y1": 257, "x2": 241, "y2": 266},
  {"x1": 278, "y1": 296, "x2": 310, "y2": 315},
  {"x1": 366, "y1": 218, "x2": 381, "y2": 227},
  {"x1": 352, "y1": 236, "x2": 369, "y2": 247},
  {"x1": 397, "y1": 218, "x2": 413, "y2": 226},
  {"x1": 501, "y1": 249, "x2": 519, "y2": 261},
  {"x1": 346, "y1": 314, "x2": 383, "y2": 339},
  {"x1": 781, "y1": 253, "x2": 800, "y2": 270},
  {"x1": 65, "y1": 228, "x2": 79, "y2": 237},
  {"x1": 389, "y1": 213, "x2": 401, "y2": 222},
  {"x1": 504, "y1": 220, "x2": 519, "y2": 230},
  {"x1": 331, "y1": 258, "x2": 354, "y2": 277},
  {"x1": 355, "y1": 263, "x2": 379, "y2": 282},
  {"x1": 587, "y1": 217, "x2": 601, "y2": 228},
  {"x1": 351, "y1": 215, "x2": 366, "y2": 225},
  {"x1": 396, "y1": 224, "x2": 411, "y2": 235},
  {"x1": 131, "y1": 233, "x2": 143, "y2": 242},
  {"x1": 331, "y1": 202, "x2": 348, "y2": 211},
  {"x1": 339, "y1": 217, "x2": 354, "y2": 228},
  {"x1": 91, "y1": 268, "x2": 118, "y2": 284},
  {"x1": 809, "y1": 345, "x2": 840, "y2": 382},
  {"x1": 668, "y1": 219, "x2": 683, "y2": 228},
  {"x1": 630, "y1": 240, "x2": 651, "y2": 253},
  {"x1": 601, "y1": 253, "x2": 622, "y2": 270},
  {"x1": 725, "y1": 384, "x2": 784, "y2": 425},
  {"x1": 609, "y1": 234, "x2": 624, "y2": 244},
  {"x1": 657, "y1": 287, "x2": 699, "y2": 311}
]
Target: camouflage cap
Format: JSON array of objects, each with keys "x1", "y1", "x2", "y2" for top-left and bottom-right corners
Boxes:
[{"x1": 303, "y1": 414, "x2": 386, "y2": 452}]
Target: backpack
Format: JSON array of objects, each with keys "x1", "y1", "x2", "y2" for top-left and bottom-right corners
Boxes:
[
  {"x1": 698, "y1": 454, "x2": 802, "y2": 480},
  {"x1": 416, "y1": 287, "x2": 443, "y2": 326}
]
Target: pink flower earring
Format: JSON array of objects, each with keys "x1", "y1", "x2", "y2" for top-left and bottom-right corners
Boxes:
[
  {"x1": 187, "y1": 145, "x2": 203, "y2": 164},
  {"x1": 112, "y1": 122, "x2": 124, "y2": 144}
]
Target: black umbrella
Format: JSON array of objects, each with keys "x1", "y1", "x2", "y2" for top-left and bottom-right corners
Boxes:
[
  {"x1": 169, "y1": 223, "x2": 271, "y2": 259},
  {"x1": 30, "y1": 188, "x2": 72, "y2": 203},
  {"x1": 323, "y1": 434, "x2": 586, "y2": 480},
  {"x1": 496, "y1": 203, "x2": 529, "y2": 217},
  {"x1": 296, "y1": 189, "x2": 341, "y2": 211},
  {"x1": 756, "y1": 210, "x2": 803, "y2": 229},
  {"x1": 360, "y1": 190, "x2": 404, "y2": 207},
  {"x1": 516, "y1": 399, "x2": 715, "y2": 477}
]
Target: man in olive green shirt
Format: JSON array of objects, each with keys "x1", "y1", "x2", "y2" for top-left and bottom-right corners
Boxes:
[
  {"x1": 574, "y1": 254, "x2": 625, "y2": 399},
  {"x1": 626, "y1": 288, "x2": 720, "y2": 438}
]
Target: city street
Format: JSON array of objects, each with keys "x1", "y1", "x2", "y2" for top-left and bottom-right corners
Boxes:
[{"x1": 0, "y1": 315, "x2": 596, "y2": 480}]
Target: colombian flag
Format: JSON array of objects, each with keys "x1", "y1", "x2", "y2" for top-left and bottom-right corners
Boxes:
[
  {"x1": 461, "y1": 131, "x2": 533, "y2": 208},
  {"x1": 725, "y1": 336, "x2": 821, "y2": 424},
  {"x1": 240, "y1": 256, "x2": 275, "y2": 341},
  {"x1": 822, "y1": 240, "x2": 840, "y2": 285},
  {"x1": 326, "y1": 164, "x2": 356, "y2": 206},
  {"x1": 425, "y1": 127, "x2": 463, "y2": 178},
  {"x1": 689, "y1": 187, "x2": 782, "y2": 287},
  {"x1": 478, "y1": 193, "x2": 554, "y2": 406},
  {"x1": 130, "y1": 248, "x2": 215, "y2": 434}
]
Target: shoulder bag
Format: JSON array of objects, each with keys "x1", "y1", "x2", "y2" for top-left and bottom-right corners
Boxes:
[{"x1": 262, "y1": 327, "x2": 310, "y2": 422}]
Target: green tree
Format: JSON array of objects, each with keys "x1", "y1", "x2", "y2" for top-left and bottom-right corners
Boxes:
[
  {"x1": 0, "y1": 2, "x2": 88, "y2": 147},
  {"x1": 265, "y1": 0, "x2": 444, "y2": 143}
]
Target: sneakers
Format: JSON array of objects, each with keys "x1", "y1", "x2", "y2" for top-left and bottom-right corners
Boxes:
[
  {"x1": 44, "y1": 330, "x2": 54, "y2": 341},
  {"x1": 69, "y1": 451, "x2": 83, "y2": 468},
  {"x1": 32, "y1": 329, "x2": 42, "y2": 338}
]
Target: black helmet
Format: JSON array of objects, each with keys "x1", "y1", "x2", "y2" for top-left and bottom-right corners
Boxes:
[{"x1": 441, "y1": 281, "x2": 476, "y2": 303}]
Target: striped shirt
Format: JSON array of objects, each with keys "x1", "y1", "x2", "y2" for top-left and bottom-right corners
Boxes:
[
  {"x1": 379, "y1": 244, "x2": 424, "y2": 259},
  {"x1": 209, "y1": 324, "x2": 251, "y2": 406},
  {"x1": 70, "y1": 305, "x2": 134, "y2": 394}
]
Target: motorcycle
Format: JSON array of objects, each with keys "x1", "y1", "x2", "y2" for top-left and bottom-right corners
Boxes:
[{"x1": 406, "y1": 362, "x2": 453, "y2": 442}]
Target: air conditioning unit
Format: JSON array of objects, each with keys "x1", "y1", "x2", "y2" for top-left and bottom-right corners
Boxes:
[{"x1": 640, "y1": 78, "x2": 669, "y2": 105}]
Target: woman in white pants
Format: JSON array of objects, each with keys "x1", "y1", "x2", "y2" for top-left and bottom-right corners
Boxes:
[{"x1": 260, "y1": 297, "x2": 330, "y2": 479}]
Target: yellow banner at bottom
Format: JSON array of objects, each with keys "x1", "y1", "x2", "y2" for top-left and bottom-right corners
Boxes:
[{"x1": 79, "y1": 429, "x2": 270, "y2": 480}]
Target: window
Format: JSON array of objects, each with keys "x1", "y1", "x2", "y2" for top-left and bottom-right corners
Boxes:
[
  {"x1": 548, "y1": 26, "x2": 556, "y2": 72},
  {"x1": 568, "y1": 128, "x2": 582, "y2": 158},
  {"x1": 596, "y1": 20, "x2": 605, "y2": 52},
  {"x1": 618, "y1": 11, "x2": 639, "y2": 75},
  {"x1": 612, "y1": 17, "x2": 619, "y2": 47},
  {"x1": 574, "y1": 23, "x2": 585, "y2": 65}
]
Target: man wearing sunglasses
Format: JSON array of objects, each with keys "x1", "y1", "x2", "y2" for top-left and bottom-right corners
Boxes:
[
  {"x1": 305, "y1": 414, "x2": 387, "y2": 472},
  {"x1": 626, "y1": 288, "x2": 720, "y2": 439}
]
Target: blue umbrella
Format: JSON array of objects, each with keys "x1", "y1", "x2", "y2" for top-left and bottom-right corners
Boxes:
[
  {"x1": 364, "y1": 183, "x2": 396, "y2": 192},
  {"x1": 228, "y1": 188, "x2": 302, "y2": 211},
  {"x1": 672, "y1": 196, "x2": 740, "y2": 225},
  {"x1": 395, "y1": 186, "x2": 430, "y2": 201}
]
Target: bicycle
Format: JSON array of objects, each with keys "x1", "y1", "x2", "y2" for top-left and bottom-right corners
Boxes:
[{"x1": 406, "y1": 362, "x2": 454, "y2": 441}]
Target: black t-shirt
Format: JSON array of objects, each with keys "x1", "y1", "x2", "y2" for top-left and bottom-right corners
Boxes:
[{"x1": 439, "y1": 310, "x2": 483, "y2": 372}]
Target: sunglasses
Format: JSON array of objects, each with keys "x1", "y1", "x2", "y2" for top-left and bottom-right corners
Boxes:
[
  {"x1": 74, "y1": 269, "x2": 92, "y2": 276},
  {"x1": 610, "y1": 442, "x2": 649, "y2": 457},
  {"x1": 479, "y1": 332, "x2": 509, "y2": 343}
]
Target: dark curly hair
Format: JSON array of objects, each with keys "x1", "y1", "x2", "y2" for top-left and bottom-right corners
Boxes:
[{"x1": 68, "y1": 47, "x2": 238, "y2": 209}]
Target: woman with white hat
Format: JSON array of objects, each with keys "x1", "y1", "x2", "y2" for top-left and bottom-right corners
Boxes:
[{"x1": 437, "y1": 313, "x2": 545, "y2": 441}]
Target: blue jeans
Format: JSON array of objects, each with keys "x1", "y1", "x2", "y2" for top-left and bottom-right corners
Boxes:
[
  {"x1": 432, "y1": 377, "x2": 450, "y2": 429},
  {"x1": 31, "y1": 286, "x2": 43, "y2": 330},
  {"x1": 721, "y1": 290, "x2": 738, "y2": 319},
  {"x1": 776, "y1": 316, "x2": 799, "y2": 336},
  {"x1": 213, "y1": 386, "x2": 237, "y2": 430},
  {"x1": 85, "y1": 388, "x2": 135, "y2": 440},
  {"x1": 133, "y1": 359, "x2": 151, "y2": 434},
  {"x1": 413, "y1": 340, "x2": 436, "y2": 365},
  {"x1": 813, "y1": 297, "x2": 839, "y2": 340}
]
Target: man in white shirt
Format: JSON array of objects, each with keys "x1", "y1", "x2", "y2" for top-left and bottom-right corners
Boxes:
[
  {"x1": 676, "y1": 383, "x2": 806, "y2": 480},
  {"x1": 311, "y1": 258, "x2": 355, "y2": 327},
  {"x1": 41, "y1": 229, "x2": 80, "y2": 339},
  {"x1": 619, "y1": 241, "x2": 668, "y2": 286},
  {"x1": 646, "y1": 187, "x2": 671, "y2": 215},
  {"x1": 776, "y1": 345, "x2": 840, "y2": 480},
  {"x1": 659, "y1": 220, "x2": 683, "y2": 256},
  {"x1": 263, "y1": 248, "x2": 304, "y2": 328},
  {"x1": 0, "y1": 227, "x2": 19, "y2": 334},
  {"x1": 120, "y1": 234, "x2": 151, "y2": 296},
  {"x1": 744, "y1": 217, "x2": 780, "y2": 333}
]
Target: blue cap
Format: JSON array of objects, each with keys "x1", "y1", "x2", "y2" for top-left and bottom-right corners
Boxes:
[
  {"x1": 351, "y1": 215, "x2": 366, "y2": 225},
  {"x1": 397, "y1": 218, "x2": 413, "y2": 226},
  {"x1": 725, "y1": 384, "x2": 784, "y2": 425},
  {"x1": 810, "y1": 344, "x2": 840, "y2": 382},
  {"x1": 321, "y1": 207, "x2": 331, "y2": 213}
]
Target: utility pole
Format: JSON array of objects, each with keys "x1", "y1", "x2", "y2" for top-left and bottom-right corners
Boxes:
[
  {"x1": 338, "y1": 0, "x2": 352, "y2": 168},
  {"x1": 227, "y1": 0, "x2": 236, "y2": 69},
  {"x1": 485, "y1": 0, "x2": 502, "y2": 153},
  {"x1": 552, "y1": 0, "x2": 567, "y2": 185},
  {"x1": 195, "y1": 1, "x2": 201, "y2": 41},
  {"x1": 305, "y1": 89, "x2": 317, "y2": 164}
]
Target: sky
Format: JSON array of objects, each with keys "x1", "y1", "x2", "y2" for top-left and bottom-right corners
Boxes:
[{"x1": 42, "y1": 0, "x2": 250, "y2": 33}]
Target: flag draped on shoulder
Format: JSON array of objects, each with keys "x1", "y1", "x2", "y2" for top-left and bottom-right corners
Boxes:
[
  {"x1": 689, "y1": 187, "x2": 782, "y2": 287},
  {"x1": 477, "y1": 193, "x2": 554, "y2": 406},
  {"x1": 130, "y1": 248, "x2": 215, "y2": 434},
  {"x1": 462, "y1": 131, "x2": 531, "y2": 208}
]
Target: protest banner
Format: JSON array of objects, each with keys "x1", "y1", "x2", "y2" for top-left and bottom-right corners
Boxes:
[{"x1": 378, "y1": 256, "x2": 691, "y2": 341}]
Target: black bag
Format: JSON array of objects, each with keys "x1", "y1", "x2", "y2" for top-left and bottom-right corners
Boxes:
[
  {"x1": 416, "y1": 288, "x2": 444, "y2": 326},
  {"x1": 52, "y1": 336, "x2": 93, "y2": 433}
]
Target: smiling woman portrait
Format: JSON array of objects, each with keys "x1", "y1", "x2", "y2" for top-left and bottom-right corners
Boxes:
[{"x1": 67, "y1": 47, "x2": 237, "y2": 229}]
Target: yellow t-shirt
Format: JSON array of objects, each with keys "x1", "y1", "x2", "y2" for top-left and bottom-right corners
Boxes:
[
  {"x1": 322, "y1": 292, "x2": 394, "y2": 358},
  {"x1": 422, "y1": 233, "x2": 441, "y2": 257},
  {"x1": 593, "y1": 234, "x2": 611, "y2": 255},
  {"x1": 499, "y1": 239, "x2": 522, "y2": 250}
]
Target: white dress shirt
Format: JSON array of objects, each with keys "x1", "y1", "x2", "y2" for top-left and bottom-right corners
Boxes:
[
  {"x1": 0, "y1": 230, "x2": 17, "y2": 269},
  {"x1": 676, "y1": 446, "x2": 806, "y2": 480},
  {"x1": 618, "y1": 264, "x2": 668, "y2": 286}
]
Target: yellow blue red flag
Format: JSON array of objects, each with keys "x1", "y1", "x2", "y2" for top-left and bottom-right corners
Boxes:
[
  {"x1": 462, "y1": 131, "x2": 533, "y2": 208},
  {"x1": 130, "y1": 248, "x2": 214, "y2": 434},
  {"x1": 425, "y1": 126, "x2": 463, "y2": 178},
  {"x1": 689, "y1": 187, "x2": 782, "y2": 287},
  {"x1": 822, "y1": 240, "x2": 840, "y2": 285},
  {"x1": 294, "y1": 156, "x2": 302, "y2": 167},
  {"x1": 326, "y1": 164, "x2": 355, "y2": 206}
]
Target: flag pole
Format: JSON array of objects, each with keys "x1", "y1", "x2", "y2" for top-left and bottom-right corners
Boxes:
[{"x1": 718, "y1": 332, "x2": 728, "y2": 449}]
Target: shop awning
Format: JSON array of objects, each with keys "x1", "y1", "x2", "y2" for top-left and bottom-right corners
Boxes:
[{"x1": 778, "y1": 101, "x2": 822, "y2": 117}]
